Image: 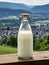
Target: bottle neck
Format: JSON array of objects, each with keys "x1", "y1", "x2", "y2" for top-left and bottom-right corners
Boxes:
[
  {"x1": 21, "y1": 20, "x2": 28, "y2": 23},
  {"x1": 21, "y1": 17, "x2": 29, "y2": 23},
  {"x1": 19, "y1": 14, "x2": 32, "y2": 31},
  {"x1": 19, "y1": 18, "x2": 31, "y2": 31}
]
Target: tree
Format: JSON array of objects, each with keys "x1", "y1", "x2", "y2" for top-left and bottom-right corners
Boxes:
[
  {"x1": 40, "y1": 39, "x2": 47, "y2": 51},
  {"x1": 1, "y1": 37, "x2": 7, "y2": 45},
  {"x1": 34, "y1": 37, "x2": 43, "y2": 51},
  {"x1": 7, "y1": 36, "x2": 17, "y2": 47},
  {"x1": 40, "y1": 35, "x2": 49, "y2": 51}
]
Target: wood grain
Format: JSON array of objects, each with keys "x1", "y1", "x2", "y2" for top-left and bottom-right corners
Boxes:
[{"x1": 0, "y1": 51, "x2": 49, "y2": 65}]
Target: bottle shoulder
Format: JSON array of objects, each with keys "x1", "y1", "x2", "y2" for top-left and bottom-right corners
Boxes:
[{"x1": 19, "y1": 23, "x2": 32, "y2": 31}]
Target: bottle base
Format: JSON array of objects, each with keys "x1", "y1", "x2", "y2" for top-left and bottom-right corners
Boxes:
[{"x1": 18, "y1": 56, "x2": 33, "y2": 60}]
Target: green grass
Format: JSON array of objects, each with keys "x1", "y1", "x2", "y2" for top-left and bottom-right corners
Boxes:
[{"x1": 0, "y1": 45, "x2": 17, "y2": 55}]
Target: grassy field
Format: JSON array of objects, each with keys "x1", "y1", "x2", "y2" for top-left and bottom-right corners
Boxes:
[{"x1": 0, "y1": 45, "x2": 17, "y2": 55}]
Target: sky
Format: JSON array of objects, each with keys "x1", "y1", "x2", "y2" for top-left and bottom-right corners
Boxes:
[{"x1": 0, "y1": 0, "x2": 49, "y2": 6}]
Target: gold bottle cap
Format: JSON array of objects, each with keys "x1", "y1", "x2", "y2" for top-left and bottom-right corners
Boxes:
[{"x1": 21, "y1": 13, "x2": 30, "y2": 19}]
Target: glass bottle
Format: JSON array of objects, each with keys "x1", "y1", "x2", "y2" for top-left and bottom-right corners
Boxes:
[{"x1": 18, "y1": 14, "x2": 33, "y2": 59}]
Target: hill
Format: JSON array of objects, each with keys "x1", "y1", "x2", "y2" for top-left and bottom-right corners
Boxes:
[{"x1": 31, "y1": 4, "x2": 49, "y2": 13}]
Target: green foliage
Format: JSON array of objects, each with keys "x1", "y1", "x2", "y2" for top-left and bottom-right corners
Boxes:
[
  {"x1": 34, "y1": 37, "x2": 43, "y2": 51},
  {"x1": 34, "y1": 34, "x2": 49, "y2": 51},
  {"x1": 1, "y1": 34, "x2": 49, "y2": 51},
  {"x1": 7, "y1": 36, "x2": 17, "y2": 47},
  {"x1": 0, "y1": 36, "x2": 17, "y2": 47},
  {"x1": 1, "y1": 37, "x2": 7, "y2": 45}
]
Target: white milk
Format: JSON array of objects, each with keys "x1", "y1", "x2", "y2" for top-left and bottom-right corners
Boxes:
[{"x1": 18, "y1": 30, "x2": 33, "y2": 59}]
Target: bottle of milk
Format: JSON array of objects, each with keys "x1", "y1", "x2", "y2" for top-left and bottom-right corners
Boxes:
[{"x1": 18, "y1": 13, "x2": 33, "y2": 59}]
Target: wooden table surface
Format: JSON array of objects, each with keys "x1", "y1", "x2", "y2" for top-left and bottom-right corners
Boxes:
[{"x1": 0, "y1": 51, "x2": 49, "y2": 65}]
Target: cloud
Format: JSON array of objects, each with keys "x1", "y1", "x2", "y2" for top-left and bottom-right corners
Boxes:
[
  {"x1": 0, "y1": 0, "x2": 49, "y2": 5},
  {"x1": 0, "y1": 0, "x2": 29, "y2": 5},
  {"x1": 28, "y1": 0, "x2": 49, "y2": 5}
]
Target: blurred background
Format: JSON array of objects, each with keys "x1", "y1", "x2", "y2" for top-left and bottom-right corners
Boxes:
[{"x1": 0, "y1": 0, "x2": 49, "y2": 54}]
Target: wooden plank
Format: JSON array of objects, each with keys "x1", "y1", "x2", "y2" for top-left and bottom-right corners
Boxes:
[{"x1": 0, "y1": 51, "x2": 49, "y2": 65}]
